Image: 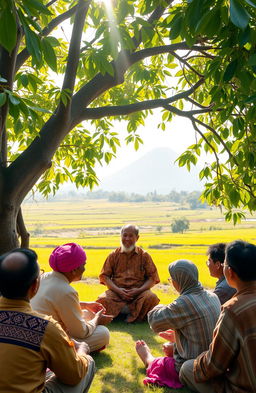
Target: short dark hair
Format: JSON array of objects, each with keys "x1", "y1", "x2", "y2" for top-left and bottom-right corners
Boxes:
[
  {"x1": 226, "y1": 240, "x2": 256, "y2": 281},
  {"x1": 0, "y1": 248, "x2": 39, "y2": 298},
  {"x1": 207, "y1": 243, "x2": 226, "y2": 264}
]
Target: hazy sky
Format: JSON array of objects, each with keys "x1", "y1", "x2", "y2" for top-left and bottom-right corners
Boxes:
[{"x1": 97, "y1": 110, "x2": 200, "y2": 179}]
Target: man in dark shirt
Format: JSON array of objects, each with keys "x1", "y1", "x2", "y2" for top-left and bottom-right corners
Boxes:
[{"x1": 206, "y1": 242, "x2": 236, "y2": 304}]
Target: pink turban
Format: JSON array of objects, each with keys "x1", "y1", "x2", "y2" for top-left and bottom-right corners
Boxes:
[{"x1": 49, "y1": 243, "x2": 86, "y2": 272}]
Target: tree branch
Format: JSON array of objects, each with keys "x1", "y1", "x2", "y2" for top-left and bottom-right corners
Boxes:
[
  {"x1": 128, "y1": 44, "x2": 214, "y2": 67},
  {"x1": 7, "y1": 1, "x2": 92, "y2": 203},
  {"x1": 193, "y1": 117, "x2": 236, "y2": 163},
  {"x1": 170, "y1": 50, "x2": 204, "y2": 77},
  {"x1": 190, "y1": 118, "x2": 223, "y2": 188},
  {"x1": 46, "y1": 0, "x2": 58, "y2": 7},
  {"x1": 61, "y1": 0, "x2": 90, "y2": 96},
  {"x1": 15, "y1": 5, "x2": 78, "y2": 71},
  {"x1": 70, "y1": 41, "x2": 211, "y2": 127},
  {"x1": 57, "y1": 0, "x2": 91, "y2": 121},
  {"x1": 0, "y1": 16, "x2": 22, "y2": 156},
  {"x1": 131, "y1": 0, "x2": 175, "y2": 48},
  {"x1": 17, "y1": 207, "x2": 30, "y2": 248},
  {"x1": 75, "y1": 78, "x2": 205, "y2": 122},
  {"x1": 163, "y1": 104, "x2": 236, "y2": 164},
  {"x1": 186, "y1": 97, "x2": 213, "y2": 109}
]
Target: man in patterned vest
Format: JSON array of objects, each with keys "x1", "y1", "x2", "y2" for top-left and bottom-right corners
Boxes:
[{"x1": 0, "y1": 248, "x2": 95, "y2": 393}]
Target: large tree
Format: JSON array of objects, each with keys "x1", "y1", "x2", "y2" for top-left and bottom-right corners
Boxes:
[{"x1": 0, "y1": 0, "x2": 256, "y2": 252}]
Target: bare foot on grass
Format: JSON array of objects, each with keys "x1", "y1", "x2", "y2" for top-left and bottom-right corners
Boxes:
[{"x1": 135, "y1": 340, "x2": 155, "y2": 367}]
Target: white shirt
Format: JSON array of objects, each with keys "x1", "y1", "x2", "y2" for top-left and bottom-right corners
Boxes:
[{"x1": 31, "y1": 271, "x2": 96, "y2": 339}]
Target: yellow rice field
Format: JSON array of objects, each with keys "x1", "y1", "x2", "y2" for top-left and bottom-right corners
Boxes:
[{"x1": 22, "y1": 199, "x2": 256, "y2": 296}]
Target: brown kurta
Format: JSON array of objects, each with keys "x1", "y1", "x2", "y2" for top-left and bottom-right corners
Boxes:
[{"x1": 97, "y1": 246, "x2": 160, "y2": 322}]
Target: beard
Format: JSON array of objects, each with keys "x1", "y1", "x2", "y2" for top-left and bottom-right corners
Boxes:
[{"x1": 121, "y1": 243, "x2": 136, "y2": 253}]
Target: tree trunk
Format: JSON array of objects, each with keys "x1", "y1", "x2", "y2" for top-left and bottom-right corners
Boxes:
[{"x1": 0, "y1": 201, "x2": 20, "y2": 254}]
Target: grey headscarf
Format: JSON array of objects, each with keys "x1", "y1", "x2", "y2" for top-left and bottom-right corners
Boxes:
[{"x1": 169, "y1": 259, "x2": 203, "y2": 295}]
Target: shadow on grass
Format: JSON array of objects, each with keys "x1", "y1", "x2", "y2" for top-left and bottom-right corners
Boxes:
[
  {"x1": 91, "y1": 320, "x2": 193, "y2": 393},
  {"x1": 99, "y1": 357, "x2": 145, "y2": 393},
  {"x1": 109, "y1": 320, "x2": 163, "y2": 350}
]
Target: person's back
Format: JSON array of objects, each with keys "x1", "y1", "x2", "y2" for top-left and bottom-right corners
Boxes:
[
  {"x1": 217, "y1": 288, "x2": 256, "y2": 392},
  {"x1": 31, "y1": 270, "x2": 75, "y2": 331},
  {"x1": 149, "y1": 286, "x2": 220, "y2": 370},
  {"x1": 173, "y1": 288, "x2": 220, "y2": 368},
  {"x1": 136, "y1": 259, "x2": 220, "y2": 389},
  {"x1": 0, "y1": 248, "x2": 95, "y2": 393},
  {"x1": 180, "y1": 240, "x2": 256, "y2": 393},
  {"x1": 0, "y1": 298, "x2": 87, "y2": 393},
  {"x1": 31, "y1": 243, "x2": 110, "y2": 353},
  {"x1": 148, "y1": 259, "x2": 221, "y2": 371}
]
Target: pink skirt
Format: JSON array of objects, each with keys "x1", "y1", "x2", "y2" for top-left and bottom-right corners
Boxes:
[{"x1": 144, "y1": 356, "x2": 183, "y2": 389}]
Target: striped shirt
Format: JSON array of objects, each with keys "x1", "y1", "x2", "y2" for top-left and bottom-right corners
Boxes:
[
  {"x1": 148, "y1": 289, "x2": 221, "y2": 371},
  {"x1": 194, "y1": 285, "x2": 256, "y2": 393}
]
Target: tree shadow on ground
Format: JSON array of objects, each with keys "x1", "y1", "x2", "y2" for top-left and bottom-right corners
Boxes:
[
  {"x1": 109, "y1": 320, "x2": 161, "y2": 348},
  {"x1": 92, "y1": 320, "x2": 193, "y2": 393},
  {"x1": 99, "y1": 357, "x2": 145, "y2": 393},
  {"x1": 92, "y1": 351, "x2": 113, "y2": 369}
]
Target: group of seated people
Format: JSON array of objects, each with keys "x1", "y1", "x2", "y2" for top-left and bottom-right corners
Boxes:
[{"x1": 0, "y1": 224, "x2": 256, "y2": 392}]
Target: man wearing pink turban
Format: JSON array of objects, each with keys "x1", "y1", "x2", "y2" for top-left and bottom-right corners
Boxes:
[{"x1": 31, "y1": 243, "x2": 112, "y2": 353}]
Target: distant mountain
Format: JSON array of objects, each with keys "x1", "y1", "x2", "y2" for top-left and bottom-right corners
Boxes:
[{"x1": 99, "y1": 147, "x2": 203, "y2": 194}]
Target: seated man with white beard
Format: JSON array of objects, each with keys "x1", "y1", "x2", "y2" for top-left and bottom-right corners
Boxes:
[{"x1": 96, "y1": 225, "x2": 160, "y2": 323}]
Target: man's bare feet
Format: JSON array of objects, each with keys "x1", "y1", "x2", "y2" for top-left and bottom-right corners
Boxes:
[{"x1": 135, "y1": 340, "x2": 155, "y2": 367}]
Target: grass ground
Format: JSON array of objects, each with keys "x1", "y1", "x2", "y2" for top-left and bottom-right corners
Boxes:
[
  {"x1": 75, "y1": 283, "x2": 192, "y2": 393},
  {"x1": 91, "y1": 321, "x2": 192, "y2": 393}
]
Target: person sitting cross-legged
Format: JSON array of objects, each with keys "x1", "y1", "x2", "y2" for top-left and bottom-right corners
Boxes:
[
  {"x1": 0, "y1": 248, "x2": 95, "y2": 393},
  {"x1": 96, "y1": 225, "x2": 160, "y2": 323},
  {"x1": 135, "y1": 259, "x2": 221, "y2": 389},
  {"x1": 32, "y1": 243, "x2": 112, "y2": 353},
  {"x1": 179, "y1": 240, "x2": 256, "y2": 393}
]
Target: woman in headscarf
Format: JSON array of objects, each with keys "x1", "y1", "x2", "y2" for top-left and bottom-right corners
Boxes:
[
  {"x1": 31, "y1": 243, "x2": 112, "y2": 353},
  {"x1": 135, "y1": 259, "x2": 221, "y2": 388}
]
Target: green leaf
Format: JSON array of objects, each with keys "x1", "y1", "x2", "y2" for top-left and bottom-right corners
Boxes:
[
  {"x1": 248, "y1": 54, "x2": 256, "y2": 66},
  {"x1": 0, "y1": 4, "x2": 17, "y2": 53},
  {"x1": 230, "y1": 0, "x2": 250, "y2": 30},
  {"x1": 186, "y1": 0, "x2": 203, "y2": 32},
  {"x1": 169, "y1": 15, "x2": 183, "y2": 40},
  {"x1": 223, "y1": 59, "x2": 238, "y2": 82},
  {"x1": 244, "y1": 93, "x2": 256, "y2": 103},
  {"x1": 23, "y1": 24, "x2": 42, "y2": 64},
  {"x1": 244, "y1": 0, "x2": 256, "y2": 7},
  {"x1": 0, "y1": 92, "x2": 7, "y2": 107},
  {"x1": 20, "y1": 74, "x2": 29, "y2": 87},
  {"x1": 8, "y1": 93, "x2": 20, "y2": 105},
  {"x1": 41, "y1": 38, "x2": 57, "y2": 72},
  {"x1": 22, "y1": 0, "x2": 52, "y2": 15},
  {"x1": 238, "y1": 25, "x2": 251, "y2": 46},
  {"x1": 28, "y1": 105, "x2": 52, "y2": 114}
]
